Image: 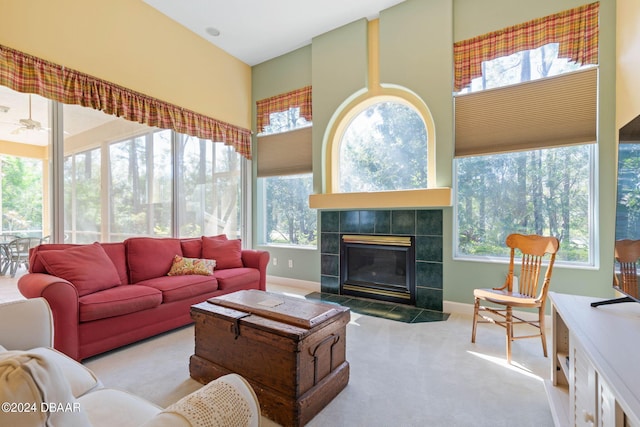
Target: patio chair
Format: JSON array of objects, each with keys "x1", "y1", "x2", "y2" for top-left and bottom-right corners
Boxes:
[{"x1": 5, "y1": 237, "x2": 41, "y2": 277}]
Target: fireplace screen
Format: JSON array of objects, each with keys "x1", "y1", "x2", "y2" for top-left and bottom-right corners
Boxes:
[{"x1": 340, "y1": 235, "x2": 415, "y2": 305}]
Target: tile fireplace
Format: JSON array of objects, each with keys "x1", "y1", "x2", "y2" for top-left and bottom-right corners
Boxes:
[{"x1": 320, "y1": 209, "x2": 443, "y2": 311}]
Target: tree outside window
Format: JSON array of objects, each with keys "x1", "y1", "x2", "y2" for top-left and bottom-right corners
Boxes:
[
  {"x1": 456, "y1": 146, "x2": 592, "y2": 263},
  {"x1": 457, "y1": 43, "x2": 587, "y2": 94},
  {"x1": 263, "y1": 173, "x2": 315, "y2": 246},
  {"x1": 339, "y1": 101, "x2": 427, "y2": 193},
  {"x1": 1, "y1": 156, "x2": 43, "y2": 236},
  {"x1": 616, "y1": 143, "x2": 640, "y2": 240}
]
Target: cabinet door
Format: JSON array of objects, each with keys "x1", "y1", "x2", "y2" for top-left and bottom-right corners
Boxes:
[
  {"x1": 598, "y1": 379, "x2": 619, "y2": 427},
  {"x1": 572, "y1": 338, "x2": 597, "y2": 426}
]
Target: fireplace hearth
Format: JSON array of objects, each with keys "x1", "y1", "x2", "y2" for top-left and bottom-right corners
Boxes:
[{"x1": 340, "y1": 235, "x2": 415, "y2": 305}]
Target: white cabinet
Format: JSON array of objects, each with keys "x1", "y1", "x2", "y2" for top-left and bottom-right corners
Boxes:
[
  {"x1": 546, "y1": 292, "x2": 640, "y2": 427},
  {"x1": 571, "y1": 338, "x2": 597, "y2": 427}
]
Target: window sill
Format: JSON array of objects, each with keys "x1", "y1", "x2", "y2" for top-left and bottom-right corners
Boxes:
[{"x1": 308, "y1": 188, "x2": 451, "y2": 210}]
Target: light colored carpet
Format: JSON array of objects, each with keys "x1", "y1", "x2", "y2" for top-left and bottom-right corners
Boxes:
[{"x1": 84, "y1": 290, "x2": 554, "y2": 427}]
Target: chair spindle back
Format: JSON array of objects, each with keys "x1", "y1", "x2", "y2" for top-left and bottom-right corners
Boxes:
[{"x1": 506, "y1": 234, "x2": 559, "y2": 300}]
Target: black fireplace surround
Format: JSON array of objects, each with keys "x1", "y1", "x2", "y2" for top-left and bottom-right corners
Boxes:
[
  {"x1": 340, "y1": 235, "x2": 416, "y2": 305},
  {"x1": 320, "y1": 209, "x2": 443, "y2": 312}
]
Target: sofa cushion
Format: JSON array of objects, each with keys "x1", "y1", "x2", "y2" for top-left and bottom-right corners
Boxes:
[
  {"x1": 180, "y1": 238, "x2": 202, "y2": 258},
  {"x1": 167, "y1": 255, "x2": 216, "y2": 276},
  {"x1": 79, "y1": 285, "x2": 162, "y2": 322},
  {"x1": 202, "y1": 238, "x2": 243, "y2": 270},
  {"x1": 126, "y1": 238, "x2": 183, "y2": 283},
  {"x1": 136, "y1": 275, "x2": 218, "y2": 303},
  {"x1": 37, "y1": 242, "x2": 122, "y2": 296},
  {"x1": 0, "y1": 350, "x2": 91, "y2": 426},
  {"x1": 214, "y1": 268, "x2": 260, "y2": 291},
  {"x1": 98, "y1": 242, "x2": 129, "y2": 286}
]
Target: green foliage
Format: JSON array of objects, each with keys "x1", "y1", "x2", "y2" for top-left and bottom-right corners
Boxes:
[
  {"x1": 64, "y1": 150, "x2": 101, "y2": 239},
  {"x1": 64, "y1": 130, "x2": 241, "y2": 242},
  {"x1": 107, "y1": 132, "x2": 173, "y2": 238},
  {"x1": 616, "y1": 143, "x2": 640, "y2": 240},
  {"x1": 456, "y1": 146, "x2": 591, "y2": 263},
  {"x1": 461, "y1": 43, "x2": 584, "y2": 93},
  {"x1": 264, "y1": 174, "x2": 316, "y2": 247},
  {"x1": 340, "y1": 101, "x2": 427, "y2": 192},
  {"x1": 1, "y1": 155, "x2": 43, "y2": 233}
]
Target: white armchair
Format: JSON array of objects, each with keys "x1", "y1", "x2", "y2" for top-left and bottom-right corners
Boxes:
[{"x1": 0, "y1": 298, "x2": 261, "y2": 427}]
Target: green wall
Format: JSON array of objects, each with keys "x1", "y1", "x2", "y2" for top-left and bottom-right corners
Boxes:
[
  {"x1": 251, "y1": 0, "x2": 619, "y2": 303},
  {"x1": 380, "y1": 0, "x2": 453, "y2": 188},
  {"x1": 251, "y1": 46, "x2": 319, "y2": 280}
]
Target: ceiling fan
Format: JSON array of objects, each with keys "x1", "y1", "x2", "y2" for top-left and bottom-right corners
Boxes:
[{"x1": 11, "y1": 94, "x2": 47, "y2": 134}]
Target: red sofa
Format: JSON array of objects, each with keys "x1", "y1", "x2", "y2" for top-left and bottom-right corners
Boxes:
[{"x1": 17, "y1": 235, "x2": 269, "y2": 361}]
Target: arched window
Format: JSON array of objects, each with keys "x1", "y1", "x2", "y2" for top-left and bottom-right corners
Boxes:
[{"x1": 335, "y1": 95, "x2": 431, "y2": 193}]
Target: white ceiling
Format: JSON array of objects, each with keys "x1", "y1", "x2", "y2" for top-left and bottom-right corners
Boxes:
[{"x1": 143, "y1": 0, "x2": 406, "y2": 66}]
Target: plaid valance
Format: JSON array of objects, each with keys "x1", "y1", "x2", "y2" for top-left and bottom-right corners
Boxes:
[
  {"x1": 0, "y1": 44, "x2": 252, "y2": 159},
  {"x1": 256, "y1": 86, "x2": 312, "y2": 133},
  {"x1": 453, "y1": 2, "x2": 599, "y2": 92}
]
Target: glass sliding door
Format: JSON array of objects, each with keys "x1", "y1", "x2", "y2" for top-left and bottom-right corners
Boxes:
[
  {"x1": 176, "y1": 135, "x2": 241, "y2": 239},
  {"x1": 1, "y1": 84, "x2": 246, "y2": 245},
  {"x1": 63, "y1": 148, "x2": 101, "y2": 243},
  {"x1": 108, "y1": 129, "x2": 173, "y2": 240},
  {"x1": 62, "y1": 102, "x2": 158, "y2": 242}
]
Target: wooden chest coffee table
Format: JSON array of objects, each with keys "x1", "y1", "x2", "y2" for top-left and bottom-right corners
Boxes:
[{"x1": 189, "y1": 290, "x2": 350, "y2": 427}]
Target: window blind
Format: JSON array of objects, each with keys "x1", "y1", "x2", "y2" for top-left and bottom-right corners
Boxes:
[
  {"x1": 454, "y1": 67, "x2": 597, "y2": 157},
  {"x1": 619, "y1": 115, "x2": 640, "y2": 142},
  {"x1": 257, "y1": 126, "x2": 312, "y2": 177}
]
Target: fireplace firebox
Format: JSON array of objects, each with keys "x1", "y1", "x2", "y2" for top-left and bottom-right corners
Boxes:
[{"x1": 340, "y1": 235, "x2": 416, "y2": 305}]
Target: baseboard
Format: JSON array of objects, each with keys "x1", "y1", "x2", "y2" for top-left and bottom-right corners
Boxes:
[
  {"x1": 443, "y1": 300, "x2": 475, "y2": 316},
  {"x1": 266, "y1": 276, "x2": 321, "y2": 293}
]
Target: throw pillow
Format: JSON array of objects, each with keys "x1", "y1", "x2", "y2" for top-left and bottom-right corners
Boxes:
[
  {"x1": 38, "y1": 243, "x2": 122, "y2": 296},
  {"x1": 167, "y1": 255, "x2": 216, "y2": 276},
  {"x1": 202, "y1": 238, "x2": 243, "y2": 270}
]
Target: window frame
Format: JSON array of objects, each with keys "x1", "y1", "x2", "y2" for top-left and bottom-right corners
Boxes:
[
  {"x1": 58, "y1": 100, "x2": 247, "y2": 244},
  {"x1": 257, "y1": 172, "x2": 317, "y2": 249},
  {"x1": 256, "y1": 105, "x2": 316, "y2": 249},
  {"x1": 325, "y1": 89, "x2": 436, "y2": 194},
  {"x1": 452, "y1": 143, "x2": 598, "y2": 268},
  {"x1": 337, "y1": 98, "x2": 429, "y2": 193}
]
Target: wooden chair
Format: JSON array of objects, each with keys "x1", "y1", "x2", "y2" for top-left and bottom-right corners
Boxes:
[
  {"x1": 613, "y1": 239, "x2": 640, "y2": 298},
  {"x1": 471, "y1": 233, "x2": 560, "y2": 363}
]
